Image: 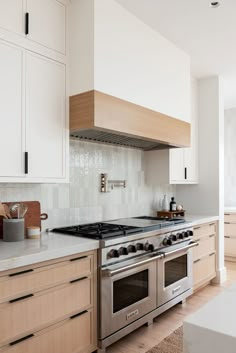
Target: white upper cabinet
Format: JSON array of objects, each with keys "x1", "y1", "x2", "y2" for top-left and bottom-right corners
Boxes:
[
  {"x1": 0, "y1": 0, "x2": 66, "y2": 57},
  {"x1": 0, "y1": 0, "x2": 25, "y2": 36},
  {"x1": 0, "y1": 41, "x2": 25, "y2": 177},
  {"x1": 26, "y1": 0, "x2": 66, "y2": 54},
  {"x1": 25, "y1": 52, "x2": 66, "y2": 179}
]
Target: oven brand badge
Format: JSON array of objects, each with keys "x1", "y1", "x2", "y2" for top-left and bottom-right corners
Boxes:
[{"x1": 126, "y1": 309, "x2": 139, "y2": 320}]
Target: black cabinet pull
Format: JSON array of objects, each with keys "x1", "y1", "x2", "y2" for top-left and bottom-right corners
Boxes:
[
  {"x1": 9, "y1": 269, "x2": 34, "y2": 277},
  {"x1": 70, "y1": 256, "x2": 88, "y2": 262},
  {"x1": 70, "y1": 310, "x2": 88, "y2": 320},
  {"x1": 25, "y1": 13, "x2": 29, "y2": 35},
  {"x1": 10, "y1": 334, "x2": 34, "y2": 346},
  {"x1": 9, "y1": 293, "x2": 34, "y2": 303},
  {"x1": 24, "y1": 152, "x2": 28, "y2": 174},
  {"x1": 184, "y1": 167, "x2": 187, "y2": 180},
  {"x1": 70, "y1": 276, "x2": 88, "y2": 284}
]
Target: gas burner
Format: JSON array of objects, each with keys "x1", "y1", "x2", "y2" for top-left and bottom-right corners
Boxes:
[{"x1": 51, "y1": 222, "x2": 143, "y2": 239}]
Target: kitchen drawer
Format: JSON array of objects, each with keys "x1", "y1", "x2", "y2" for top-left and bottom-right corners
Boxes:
[
  {"x1": 193, "y1": 234, "x2": 216, "y2": 261},
  {"x1": 193, "y1": 253, "x2": 216, "y2": 289},
  {"x1": 0, "y1": 254, "x2": 93, "y2": 304},
  {"x1": 224, "y1": 236, "x2": 236, "y2": 257},
  {"x1": 224, "y1": 223, "x2": 236, "y2": 237},
  {"x1": 193, "y1": 222, "x2": 216, "y2": 239},
  {"x1": 0, "y1": 276, "x2": 93, "y2": 346},
  {"x1": 225, "y1": 213, "x2": 236, "y2": 223},
  {"x1": 0, "y1": 309, "x2": 95, "y2": 353}
]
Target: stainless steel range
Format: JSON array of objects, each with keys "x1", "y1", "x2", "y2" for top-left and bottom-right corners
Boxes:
[{"x1": 52, "y1": 216, "x2": 198, "y2": 353}]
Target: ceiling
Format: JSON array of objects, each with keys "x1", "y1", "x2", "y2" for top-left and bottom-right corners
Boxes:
[{"x1": 115, "y1": 0, "x2": 236, "y2": 109}]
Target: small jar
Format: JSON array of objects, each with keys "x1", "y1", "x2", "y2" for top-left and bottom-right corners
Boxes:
[{"x1": 26, "y1": 226, "x2": 41, "y2": 239}]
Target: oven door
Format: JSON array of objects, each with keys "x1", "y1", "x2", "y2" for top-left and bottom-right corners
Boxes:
[
  {"x1": 157, "y1": 242, "x2": 198, "y2": 307},
  {"x1": 99, "y1": 253, "x2": 161, "y2": 340}
]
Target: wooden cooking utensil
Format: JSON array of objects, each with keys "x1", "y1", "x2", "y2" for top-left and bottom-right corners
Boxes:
[
  {"x1": 3, "y1": 204, "x2": 11, "y2": 219},
  {"x1": 0, "y1": 203, "x2": 7, "y2": 219}
]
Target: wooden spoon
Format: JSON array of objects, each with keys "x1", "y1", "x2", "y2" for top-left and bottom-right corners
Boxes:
[
  {"x1": 0, "y1": 203, "x2": 7, "y2": 219},
  {"x1": 3, "y1": 204, "x2": 11, "y2": 219}
]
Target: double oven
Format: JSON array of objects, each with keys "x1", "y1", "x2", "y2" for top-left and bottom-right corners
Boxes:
[{"x1": 99, "y1": 240, "x2": 196, "y2": 341}]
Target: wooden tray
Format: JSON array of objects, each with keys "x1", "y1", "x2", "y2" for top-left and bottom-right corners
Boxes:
[
  {"x1": 0, "y1": 201, "x2": 48, "y2": 238},
  {"x1": 157, "y1": 210, "x2": 185, "y2": 218}
]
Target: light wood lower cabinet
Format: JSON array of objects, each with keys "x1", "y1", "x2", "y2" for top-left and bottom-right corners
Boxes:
[
  {"x1": 224, "y1": 213, "x2": 236, "y2": 260},
  {"x1": 0, "y1": 251, "x2": 97, "y2": 353},
  {"x1": 193, "y1": 222, "x2": 217, "y2": 291}
]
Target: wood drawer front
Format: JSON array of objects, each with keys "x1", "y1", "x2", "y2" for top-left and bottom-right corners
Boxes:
[
  {"x1": 193, "y1": 254, "x2": 216, "y2": 287},
  {"x1": 0, "y1": 277, "x2": 92, "y2": 346},
  {"x1": 225, "y1": 213, "x2": 236, "y2": 223},
  {"x1": 0, "y1": 309, "x2": 95, "y2": 353},
  {"x1": 224, "y1": 236, "x2": 236, "y2": 257},
  {"x1": 225, "y1": 223, "x2": 236, "y2": 237},
  {"x1": 0, "y1": 255, "x2": 92, "y2": 304},
  {"x1": 193, "y1": 222, "x2": 216, "y2": 239},
  {"x1": 193, "y1": 234, "x2": 216, "y2": 261}
]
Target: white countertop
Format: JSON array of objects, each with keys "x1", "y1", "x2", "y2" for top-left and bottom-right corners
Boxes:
[
  {"x1": 185, "y1": 214, "x2": 219, "y2": 226},
  {"x1": 0, "y1": 232, "x2": 99, "y2": 272},
  {"x1": 0, "y1": 213, "x2": 218, "y2": 273},
  {"x1": 225, "y1": 207, "x2": 236, "y2": 213},
  {"x1": 184, "y1": 283, "x2": 236, "y2": 353}
]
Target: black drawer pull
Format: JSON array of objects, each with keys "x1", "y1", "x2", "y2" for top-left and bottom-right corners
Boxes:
[
  {"x1": 184, "y1": 167, "x2": 187, "y2": 180},
  {"x1": 70, "y1": 256, "x2": 88, "y2": 262},
  {"x1": 9, "y1": 269, "x2": 34, "y2": 277},
  {"x1": 194, "y1": 259, "x2": 201, "y2": 264},
  {"x1": 24, "y1": 151, "x2": 28, "y2": 174},
  {"x1": 9, "y1": 294, "x2": 34, "y2": 303},
  {"x1": 209, "y1": 252, "x2": 215, "y2": 256},
  {"x1": 209, "y1": 234, "x2": 215, "y2": 238},
  {"x1": 209, "y1": 223, "x2": 215, "y2": 226},
  {"x1": 10, "y1": 334, "x2": 34, "y2": 346},
  {"x1": 25, "y1": 13, "x2": 29, "y2": 35},
  {"x1": 70, "y1": 276, "x2": 87, "y2": 284},
  {"x1": 194, "y1": 226, "x2": 200, "y2": 230},
  {"x1": 224, "y1": 222, "x2": 230, "y2": 224},
  {"x1": 70, "y1": 310, "x2": 88, "y2": 320}
]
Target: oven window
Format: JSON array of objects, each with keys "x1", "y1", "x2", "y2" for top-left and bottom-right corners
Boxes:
[
  {"x1": 164, "y1": 254, "x2": 187, "y2": 287},
  {"x1": 113, "y1": 270, "x2": 148, "y2": 313}
]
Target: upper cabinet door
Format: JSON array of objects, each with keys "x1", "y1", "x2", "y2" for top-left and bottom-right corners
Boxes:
[
  {"x1": 26, "y1": 0, "x2": 66, "y2": 54},
  {"x1": 0, "y1": 0, "x2": 25, "y2": 36},
  {"x1": 25, "y1": 52, "x2": 66, "y2": 179},
  {"x1": 0, "y1": 41, "x2": 25, "y2": 177},
  {"x1": 169, "y1": 149, "x2": 185, "y2": 182}
]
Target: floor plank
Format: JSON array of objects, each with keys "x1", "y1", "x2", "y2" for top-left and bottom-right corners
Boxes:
[{"x1": 106, "y1": 261, "x2": 236, "y2": 353}]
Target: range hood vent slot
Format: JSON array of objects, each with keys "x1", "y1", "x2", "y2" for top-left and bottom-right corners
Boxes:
[{"x1": 70, "y1": 129, "x2": 172, "y2": 150}]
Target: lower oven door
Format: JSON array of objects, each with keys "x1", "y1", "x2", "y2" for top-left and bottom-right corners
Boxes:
[
  {"x1": 157, "y1": 242, "x2": 197, "y2": 307},
  {"x1": 99, "y1": 255, "x2": 159, "y2": 340}
]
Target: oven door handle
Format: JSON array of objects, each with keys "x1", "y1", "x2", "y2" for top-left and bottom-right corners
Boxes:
[
  {"x1": 103, "y1": 253, "x2": 164, "y2": 277},
  {"x1": 163, "y1": 241, "x2": 199, "y2": 258}
]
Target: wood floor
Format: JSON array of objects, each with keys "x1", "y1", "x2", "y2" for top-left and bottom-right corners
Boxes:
[{"x1": 106, "y1": 261, "x2": 236, "y2": 353}]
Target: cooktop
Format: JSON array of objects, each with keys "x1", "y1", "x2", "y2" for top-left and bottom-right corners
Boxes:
[{"x1": 51, "y1": 216, "x2": 186, "y2": 240}]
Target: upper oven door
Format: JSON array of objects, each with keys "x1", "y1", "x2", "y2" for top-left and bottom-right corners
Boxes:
[
  {"x1": 99, "y1": 255, "x2": 158, "y2": 340},
  {"x1": 157, "y1": 242, "x2": 197, "y2": 307}
]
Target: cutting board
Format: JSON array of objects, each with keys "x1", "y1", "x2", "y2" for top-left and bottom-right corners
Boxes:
[{"x1": 0, "y1": 201, "x2": 48, "y2": 238}]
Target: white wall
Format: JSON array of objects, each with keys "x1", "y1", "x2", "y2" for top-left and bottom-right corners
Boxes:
[
  {"x1": 176, "y1": 76, "x2": 225, "y2": 283},
  {"x1": 70, "y1": 0, "x2": 191, "y2": 122},
  {"x1": 224, "y1": 108, "x2": 236, "y2": 206}
]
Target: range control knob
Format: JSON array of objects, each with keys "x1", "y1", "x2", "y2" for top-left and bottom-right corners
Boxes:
[
  {"x1": 144, "y1": 243, "x2": 150, "y2": 251},
  {"x1": 167, "y1": 238, "x2": 172, "y2": 246},
  {"x1": 170, "y1": 234, "x2": 177, "y2": 241},
  {"x1": 187, "y1": 230, "x2": 193, "y2": 237},
  {"x1": 162, "y1": 238, "x2": 169, "y2": 246},
  {"x1": 147, "y1": 244, "x2": 155, "y2": 252},
  {"x1": 108, "y1": 249, "x2": 119, "y2": 258},
  {"x1": 178, "y1": 232, "x2": 184, "y2": 239},
  {"x1": 184, "y1": 231, "x2": 189, "y2": 238},
  {"x1": 136, "y1": 243, "x2": 144, "y2": 251},
  {"x1": 118, "y1": 247, "x2": 128, "y2": 256},
  {"x1": 127, "y1": 245, "x2": 137, "y2": 253}
]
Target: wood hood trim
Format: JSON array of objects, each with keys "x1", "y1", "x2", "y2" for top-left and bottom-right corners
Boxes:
[{"x1": 70, "y1": 90, "x2": 191, "y2": 149}]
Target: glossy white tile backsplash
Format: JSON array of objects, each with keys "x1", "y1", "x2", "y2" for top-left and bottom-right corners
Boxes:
[{"x1": 0, "y1": 140, "x2": 176, "y2": 229}]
